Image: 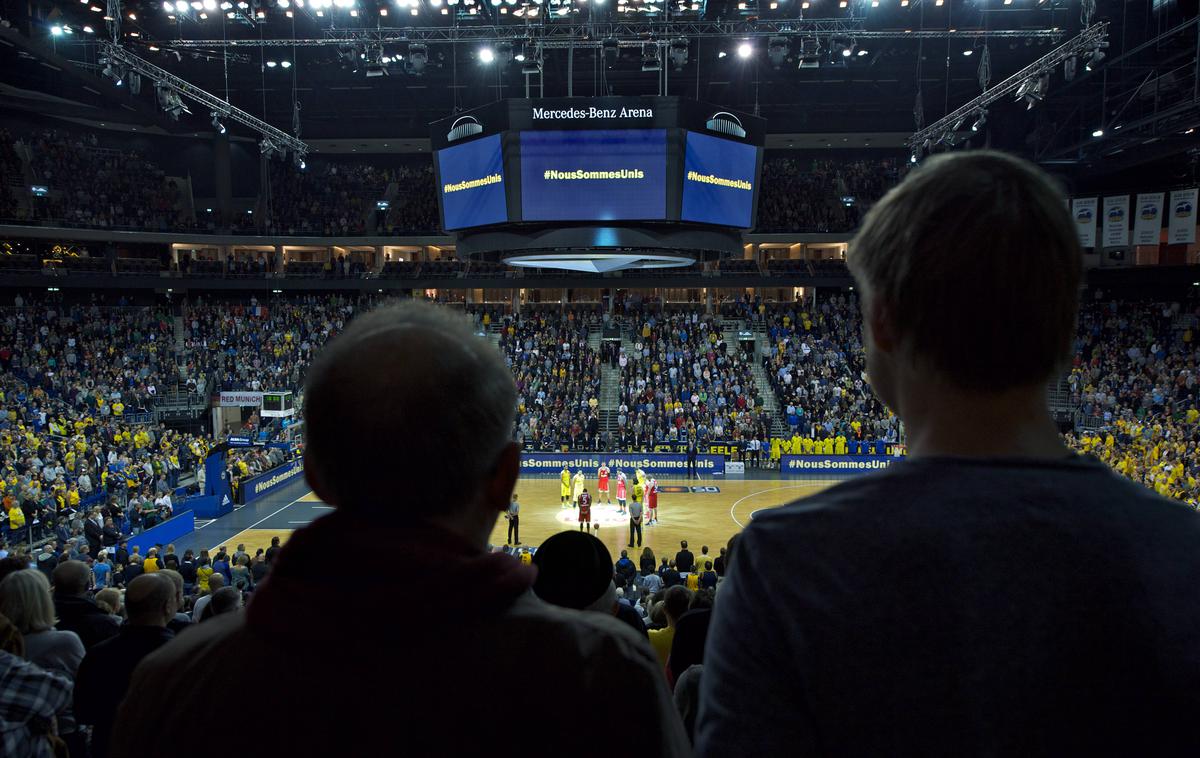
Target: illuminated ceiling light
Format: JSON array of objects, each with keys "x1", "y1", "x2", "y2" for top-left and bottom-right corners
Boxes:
[
  {"x1": 199, "y1": 11, "x2": 208, "y2": 17},
  {"x1": 83, "y1": 25, "x2": 94, "y2": 32},
  {"x1": 963, "y1": 48, "x2": 973, "y2": 56},
  {"x1": 934, "y1": 0, "x2": 943, "y2": 5},
  {"x1": 1092, "y1": 128, "x2": 1104, "y2": 137},
  {"x1": 737, "y1": 41, "x2": 752, "y2": 58},
  {"x1": 900, "y1": 0, "x2": 908, "y2": 5},
  {"x1": 162, "y1": 1, "x2": 171, "y2": 9},
  {"x1": 857, "y1": 48, "x2": 868, "y2": 56},
  {"x1": 278, "y1": 0, "x2": 289, "y2": 5},
  {"x1": 350, "y1": 9, "x2": 358, "y2": 15},
  {"x1": 50, "y1": 25, "x2": 63, "y2": 36},
  {"x1": 379, "y1": 6, "x2": 387, "y2": 13},
  {"x1": 266, "y1": 60, "x2": 277, "y2": 67},
  {"x1": 801, "y1": 1, "x2": 808, "y2": 7},
  {"x1": 220, "y1": 1, "x2": 232, "y2": 7},
  {"x1": 871, "y1": 0, "x2": 878, "y2": 5},
  {"x1": 127, "y1": 11, "x2": 137, "y2": 18},
  {"x1": 280, "y1": 59, "x2": 292, "y2": 68},
  {"x1": 479, "y1": 47, "x2": 495, "y2": 63},
  {"x1": 176, "y1": 0, "x2": 189, "y2": 10},
  {"x1": 190, "y1": 1, "x2": 202, "y2": 9},
  {"x1": 1003, "y1": 0, "x2": 1012, "y2": 4}
]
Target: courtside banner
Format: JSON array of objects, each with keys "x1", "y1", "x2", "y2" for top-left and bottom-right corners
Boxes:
[
  {"x1": 521, "y1": 452, "x2": 725, "y2": 476},
  {"x1": 219, "y1": 391, "x2": 263, "y2": 407},
  {"x1": 1134, "y1": 193, "x2": 1164, "y2": 246},
  {"x1": 780, "y1": 454, "x2": 904, "y2": 475},
  {"x1": 240, "y1": 459, "x2": 305, "y2": 505}
]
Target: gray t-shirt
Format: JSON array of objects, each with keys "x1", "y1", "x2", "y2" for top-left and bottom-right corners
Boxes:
[
  {"x1": 698, "y1": 454, "x2": 1200, "y2": 757},
  {"x1": 628, "y1": 501, "x2": 643, "y2": 521},
  {"x1": 508, "y1": 501, "x2": 519, "y2": 517}
]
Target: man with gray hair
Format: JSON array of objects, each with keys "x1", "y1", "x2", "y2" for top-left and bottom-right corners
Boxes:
[{"x1": 111, "y1": 301, "x2": 688, "y2": 756}]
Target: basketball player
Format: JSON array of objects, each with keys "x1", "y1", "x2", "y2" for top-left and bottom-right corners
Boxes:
[
  {"x1": 597, "y1": 463, "x2": 611, "y2": 505},
  {"x1": 572, "y1": 469, "x2": 585, "y2": 507},
  {"x1": 646, "y1": 478, "x2": 659, "y2": 525},
  {"x1": 578, "y1": 487, "x2": 593, "y2": 533},
  {"x1": 616, "y1": 471, "x2": 628, "y2": 515},
  {"x1": 560, "y1": 465, "x2": 571, "y2": 508},
  {"x1": 632, "y1": 476, "x2": 645, "y2": 521}
]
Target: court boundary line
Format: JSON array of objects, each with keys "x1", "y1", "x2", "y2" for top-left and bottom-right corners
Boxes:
[
  {"x1": 729, "y1": 485, "x2": 814, "y2": 529},
  {"x1": 208, "y1": 491, "x2": 313, "y2": 552}
]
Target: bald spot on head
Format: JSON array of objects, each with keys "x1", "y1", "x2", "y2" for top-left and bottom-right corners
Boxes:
[
  {"x1": 52, "y1": 560, "x2": 91, "y2": 597},
  {"x1": 125, "y1": 574, "x2": 174, "y2": 624}
]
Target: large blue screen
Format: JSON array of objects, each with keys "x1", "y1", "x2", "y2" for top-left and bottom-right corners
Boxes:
[
  {"x1": 681, "y1": 131, "x2": 758, "y2": 228},
  {"x1": 436, "y1": 134, "x2": 508, "y2": 231},
  {"x1": 520, "y1": 129, "x2": 667, "y2": 221}
]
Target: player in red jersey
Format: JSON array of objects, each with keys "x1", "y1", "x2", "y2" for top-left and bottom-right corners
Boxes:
[
  {"x1": 578, "y1": 488, "x2": 593, "y2": 532},
  {"x1": 597, "y1": 464, "x2": 611, "y2": 505},
  {"x1": 646, "y1": 478, "x2": 659, "y2": 525}
]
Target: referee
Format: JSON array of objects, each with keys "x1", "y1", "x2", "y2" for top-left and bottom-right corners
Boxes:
[{"x1": 506, "y1": 494, "x2": 520, "y2": 545}]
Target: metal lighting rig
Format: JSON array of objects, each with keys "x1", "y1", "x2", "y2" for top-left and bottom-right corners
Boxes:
[
  {"x1": 99, "y1": 41, "x2": 309, "y2": 161},
  {"x1": 164, "y1": 21, "x2": 1070, "y2": 49},
  {"x1": 907, "y1": 22, "x2": 1109, "y2": 156}
]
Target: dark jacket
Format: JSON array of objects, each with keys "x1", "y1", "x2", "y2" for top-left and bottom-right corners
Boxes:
[
  {"x1": 109, "y1": 511, "x2": 689, "y2": 757},
  {"x1": 675, "y1": 550, "x2": 695, "y2": 574},
  {"x1": 54, "y1": 594, "x2": 120, "y2": 650},
  {"x1": 640, "y1": 555, "x2": 657, "y2": 576},
  {"x1": 84, "y1": 519, "x2": 104, "y2": 551},
  {"x1": 75, "y1": 625, "x2": 175, "y2": 758}
]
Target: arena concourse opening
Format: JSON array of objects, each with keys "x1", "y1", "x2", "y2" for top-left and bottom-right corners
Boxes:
[{"x1": 1, "y1": 0, "x2": 1199, "y2": 755}]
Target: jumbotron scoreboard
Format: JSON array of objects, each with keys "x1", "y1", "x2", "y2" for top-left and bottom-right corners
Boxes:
[{"x1": 431, "y1": 97, "x2": 766, "y2": 233}]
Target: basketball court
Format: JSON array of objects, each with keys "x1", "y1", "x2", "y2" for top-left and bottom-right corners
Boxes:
[{"x1": 174, "y1": 471, "x2": 843, "y2": 559}]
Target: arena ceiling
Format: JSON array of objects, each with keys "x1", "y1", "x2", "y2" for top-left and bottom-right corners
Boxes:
[{"x1": 1, "y1": 0, "x2": 1197, "y2": 182}]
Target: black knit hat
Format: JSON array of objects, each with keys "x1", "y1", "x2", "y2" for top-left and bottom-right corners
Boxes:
[{"x1": 532, "y1": 531, "x2": 614, "y2": 611}]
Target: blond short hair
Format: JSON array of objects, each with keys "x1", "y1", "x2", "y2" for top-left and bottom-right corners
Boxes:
[
  {"x1": 0, "y1": 570, "x2": 57, "y2": 634},
  {"x1": 849, "y1": 150, "x2": 1081, "y2": 391}
]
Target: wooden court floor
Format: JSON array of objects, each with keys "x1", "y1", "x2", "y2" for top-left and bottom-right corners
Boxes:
[{"x1": 212, "y1": 477, "x2": 840, "y2": 561}]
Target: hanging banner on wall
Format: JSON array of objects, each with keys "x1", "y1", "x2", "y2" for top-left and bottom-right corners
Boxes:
[
  {"x1": 1071, "y1": 197, "x2": 1097, "y2": 248},
  {"x1": 1102, "y1": 196, "x2": 1129, "y2": 248},
  {"x1": 1168, "y1": 188, "x2": 1198, "y2": 245},
  {"x1": 1133, "y1": 192, "x2": 1164, "y2": 246}
]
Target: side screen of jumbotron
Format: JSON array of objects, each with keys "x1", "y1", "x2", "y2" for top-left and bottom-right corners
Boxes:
[
  {"x1": 680, "y1": 131, "x2": 759, "y2": 228},
  {"x1": 520, "y1": 129, "x2": 667, "y2": 222},
  {"x1": 436, "y1": 134, "x2": 508, "y2": 231}
]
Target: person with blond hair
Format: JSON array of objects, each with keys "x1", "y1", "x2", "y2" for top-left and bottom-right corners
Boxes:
[
  {"x1": 0, "y1": 569, "x2": 86, "y2": 754},
  {"x1": 698, "y1": 151, "x2": 1200, "y2": 757}
]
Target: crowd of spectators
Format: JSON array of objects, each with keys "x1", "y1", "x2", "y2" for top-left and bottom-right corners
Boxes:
[
  {"x1": 181, "y1": 294, "x2": 361, "y2": 393},
  {"x1": 13, "y1": 129, "x2": 188, "y2": 231},
  {"x1": 757, "y1": 295, "x2": 900, "y2": 448},
  {"x1": 616, "y1": 314, "x2": 770, "y2": 449},
  {"x1": 265, "y1": 158, "x2": 437, "y2": 237},
  {"x1": 755, "y1": 155, "x2": 906, "y2": 233},
  {"x1": 495, "y1": 309, "x2": 604, "y2": 450},
  {"x1": 1065, "y1": 298, "x2": 1200, "y2": 508},
  {"x1": 0, "y1": 129, "x2": 22, "y2": 220}
]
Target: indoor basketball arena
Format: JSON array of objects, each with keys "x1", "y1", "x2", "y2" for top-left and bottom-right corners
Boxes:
[{"x1": 1, "y1": 0, "x2": 1199, "y2": 755}]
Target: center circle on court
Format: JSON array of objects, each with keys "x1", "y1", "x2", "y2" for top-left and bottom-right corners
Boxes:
[{"x1": 554, "y1": 504, "x2": 632, "y2": 527}]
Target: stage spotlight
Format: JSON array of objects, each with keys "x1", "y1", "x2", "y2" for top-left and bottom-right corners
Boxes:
[
  {"x1": 798, "y1": 37, "x2": 820, "y2": 69},
  {"x1": 407, "y1": 43, "x2": 428, "y2": 74},
  {"x1": 767, "y1": 36, "x2": 789, "y2": 69},
  {"x1": 366, "y1": 46, "x2": 388, "y2": 77},
  {"x1": 669, "y1": 38, "x2": 688, "y2": 71},
  {"x1": 496, "y1": 40, "x2": 514, "y2": 63},
  {"x1": 521, "y1": 42, "x2": 542, "y2": 74},
  {"x1": 602, "y1": 37, "x2": 619, "y2": 67},
  {"x1": 970, "y1": 109, "x2": 987, "y2": 132},
  {"x1": 479, "y1": 47, "x2": 495, "y2": 63},
  {"x1": 50, "y1": 25, "x2": 63, "y2": 36},
  {"x1": 1085, "y1": 47, "x2": 1105, "y2": 71},
  {"x1": 211, "y1": 112, "x2": 226, "y2": 134},
  {"x1": 280, "y1": 60, "x2": 292, "y2": 69},
  {"x1": 641, "y1": 42, "x2": 662, "y2": 72},
  {"x1": 1064, "y1": 56, "x2": 1077, "y2": 81},
  {"x1": 736, "y1": 42, "x2": 752, "y2": 59},
  {"x1": 1092, "y1": 128, "x2": 1104, "y2": 137}
]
